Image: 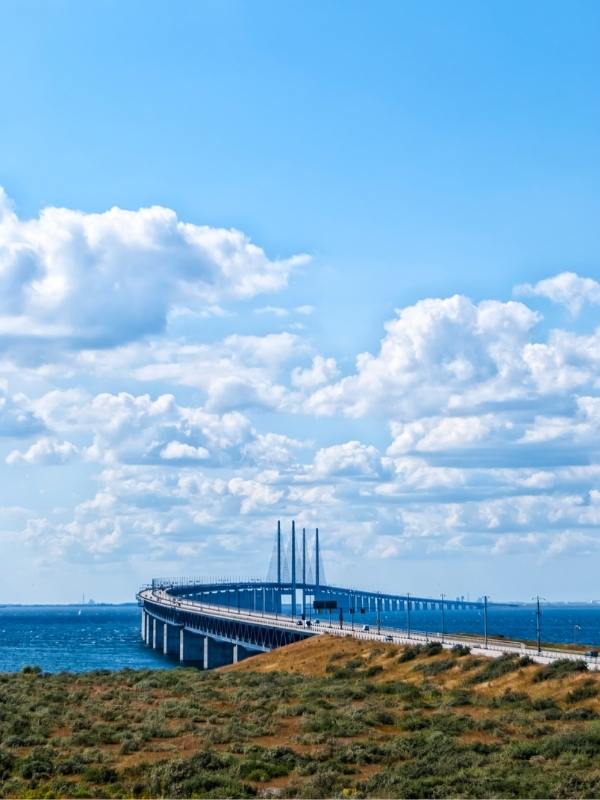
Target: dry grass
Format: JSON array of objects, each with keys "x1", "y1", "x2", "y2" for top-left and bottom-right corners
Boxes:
[{"x1": 1, "y1": 638, "x2": 599, "y2": 798}]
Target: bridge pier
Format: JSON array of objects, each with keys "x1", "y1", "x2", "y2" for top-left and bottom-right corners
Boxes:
[
  {"x1": 140, "y1": 609, "x2": 146, "y2": 640},
  {"x1": 233, "y1": 643, "x2": 254, "y2": 664},
  {"x1": 163, "y1": 622, "x2": 180, "y2": 656},
  {"x1": 204, "y1": 636, "x2": 233, "y2": 669},
  {"x1": 144, "y1": 612, "x2": 152, "y2": 644},
  {"x1": 179, "y1": 629, "x2": 204, "y2": 666}
]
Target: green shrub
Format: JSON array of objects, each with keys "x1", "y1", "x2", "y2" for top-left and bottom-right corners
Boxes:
[
  {"x1": 467, "y1": 654, "x2": 527, "y2": 684},
  {"x1": 534, "y1": 659, "x2": 588, "y2": 682},
  {"x1": 563, "y1": 707, "x2": 599, "y2": 721},
  {"x1": 21, "y1": 665, "x2": 42, "y2": 675},
  {"x1": 0, "y1": 749, "x2": 14, "y2": 781},
  {"x1": 83, "y1": 765, "x2": 118, "y2": 784},
  {"x1": 451, "y1": 644, "x2": 471, "y2": 657},
  {"x1": 566, "y1": 681, "x2": 599, "y2": 703},
  {"x1": 398, "y1": 645, "x2": 421, "y2": 663},
  {"x1": 415, "y1": 658, "x2": 455, "y2": 676}
]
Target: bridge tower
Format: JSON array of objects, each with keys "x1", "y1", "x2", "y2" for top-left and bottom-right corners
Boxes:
[
  {"x1": 277, "y1": 519, "x2": 281, "y2": 584},
  {"x1": 315, "y1": 527, "x2": 320, "y2": 589},
  {"x1": 291, "y1": 520, "x2": 297, "y2": 617},
  {"x1": 302, "y1": 527, "x2": 307, "y2": 617}
]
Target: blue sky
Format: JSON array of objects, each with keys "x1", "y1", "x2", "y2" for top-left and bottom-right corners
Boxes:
[{"x1": 1, "y1": 0, "x2": 600, "y2": 602}]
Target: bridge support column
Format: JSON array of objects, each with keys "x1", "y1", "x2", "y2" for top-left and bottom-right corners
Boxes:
[
  {"x1": 163, "y1": 622, "x2": 180, "y2": 656},
  {"x1": 144, "y1": 613, "x2": 152, "y2": 645},
  {"x1": 203, "y1": 636, "x2": 234, "y2": 669},
  {"x1": 140, "y1": 609, "x2": 146, "y2": 640},
  {"x1": 233, "y1": 643, "x2": 254, "y2": 664},
  {"x1": 179, "y1": 629, "x2": 204, "y2": 665},
  {"x1": 152, "y1": 618, "x2": 158, "y2": 649}
]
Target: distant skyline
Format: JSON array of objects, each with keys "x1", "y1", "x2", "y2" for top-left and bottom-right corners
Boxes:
[{"x1": 1, "y1": 1, "x2": 600, "y2": 602}]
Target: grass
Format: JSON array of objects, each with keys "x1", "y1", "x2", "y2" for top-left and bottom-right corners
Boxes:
[{"x1": 0, "y1": 638, "x2": 599, "y2": 797}]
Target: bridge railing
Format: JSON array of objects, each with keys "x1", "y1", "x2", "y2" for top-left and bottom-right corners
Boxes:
[{"x1": 151, "y1": 576, "x2": 263, "y2": 589}]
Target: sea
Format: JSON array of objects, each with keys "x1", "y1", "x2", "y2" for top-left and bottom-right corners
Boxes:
[{"x1": 1, "y1": 603, "x2": 599, "y2": 673}]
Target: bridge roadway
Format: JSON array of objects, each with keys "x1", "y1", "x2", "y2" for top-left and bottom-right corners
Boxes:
[
  {"x1": 151, "y1": 577, "x2": 487, "y2": 614},
  {"x1": 138, "y1": 587, "x2": 599, "y2": 671}
]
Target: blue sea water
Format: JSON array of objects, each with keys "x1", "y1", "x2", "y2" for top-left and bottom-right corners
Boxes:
[
  {"x1": 0, "y1": 605, "x2": 169, "y2": 673},
  {"x1": 1, "y1": 603, "x2": 599, "y2": 673}
]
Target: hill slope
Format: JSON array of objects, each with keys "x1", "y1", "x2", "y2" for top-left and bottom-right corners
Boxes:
[{"x1": 1, "y1": 637, "x2": 599, "y2": 798}]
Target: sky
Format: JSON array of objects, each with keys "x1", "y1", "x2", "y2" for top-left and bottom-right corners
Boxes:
[{"x1": 1, "y1": 0, "x2": 600, "y2": 602}]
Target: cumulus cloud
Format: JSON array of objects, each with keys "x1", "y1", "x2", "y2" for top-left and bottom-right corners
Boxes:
[
  {"x1": 387, "y1": 414, "x2": 515, "y2": 455},
  {"x1": 9, "y1": 267, "x2": 600, "y2": 587},
  {"x1": 160, "y1": 442, "x2": 210, "y2": 461},
  {"x1": 515, "y1": 271, "x2": 600, "y2": 315},
  {"x1": 0, "y1": 188, "x2": 308, "y2": 350},
  {"x1": 111, "y1": 332, "x2": 308, "y2": 411},
  {"x1": 291, "y1": 355, "x2": 339, "y2": 389},
  {"x1": 305, "y1": 296, "x2": 540, "y2": 418},
  {"x1": 0, "y1": 387, "x2": 45, "y2": 437},
  {"x1": 313, "y1": 441, "x2": 384, "y2": 478},
  {"x1": 6, "y1": 436, "x2": 78, "y2": 465}
]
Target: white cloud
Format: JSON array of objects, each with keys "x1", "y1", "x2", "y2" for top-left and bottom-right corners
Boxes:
[
  {"x1": 0, "y1": 187, "x2": 309, "y2": 350},
  {"x1": 8, "y1": 268, "x2": 600, "y2": 586},
  {"x1": 160, "y1": 441, "x2": 210, "y2": 461},
  {"x1": 305, "y1": 295, "x2": 540, "y2": 418},
  {"x1": 516, "y1": 271, "x2": 600, "y2": 315},
  {"x1": 0, "y1": 387, "x2": 45, "y2": 437},
  {"x1": 313, "y1": 441, "x2": 383, "y2": 478},
  {"x1": 291, "y1": 355, "x2": 339, "y2": 389},
  {"x1": 387, "y1": 414, "x2": 514, "y2": 455},
  {"x1": 6, "y1": 436, "x2": 78, "y2": 465}
]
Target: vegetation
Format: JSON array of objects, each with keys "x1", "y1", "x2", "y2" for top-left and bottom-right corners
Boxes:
[{"x1": 0, "y1": 638, "x2": 599, "y2": 798}]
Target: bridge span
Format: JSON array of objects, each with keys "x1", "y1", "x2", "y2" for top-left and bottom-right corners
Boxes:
[
  {"x1": 137, "y1": 585, "x2": 600, "y2": 671},
  {"x1": 137, "y1": 521, "x2": 503, "y2": 669}
]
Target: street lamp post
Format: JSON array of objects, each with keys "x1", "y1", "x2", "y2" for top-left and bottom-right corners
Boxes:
[
  {"x1": 483, "y1": 595, "x2": 488, "y2": 649},
  {"x1": 533, "y1": 595, "x2": 546, "y2": 654}
]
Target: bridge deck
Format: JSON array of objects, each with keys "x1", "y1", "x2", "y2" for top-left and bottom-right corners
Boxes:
[{"x1": 138, "y1": 588, "x2": 599, "y2": 669}]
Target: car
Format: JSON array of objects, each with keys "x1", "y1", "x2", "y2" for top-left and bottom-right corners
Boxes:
[
  {"x1": 384, "y1": 635, "x2": 393, "y2": 642},
  {"x1": 305, "y1": 620, "x2": 312, "y2": 627},
  {"x1": 295, "y1": 620, "x2": 303, "y2": 626},
  {"x1": 586, "y1": 650, "x2": 599, "y2": 658},
  {"x1": 362, "y1": 624, "x2": 370, "y2": 631},
  {"x1": 313, "y1": 619, "x2": 320, "y2": 625}
]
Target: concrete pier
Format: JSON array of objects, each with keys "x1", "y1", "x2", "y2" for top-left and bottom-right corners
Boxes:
[
  {"x1": 163, "y1": 622, "x2": 180, "y2": 656},
  {"x1": 203, "y1": 636, "x2": 233, "y2": 669},
  {"x1": 179, "y1": 629, "x2": 204, "y2": 665}
]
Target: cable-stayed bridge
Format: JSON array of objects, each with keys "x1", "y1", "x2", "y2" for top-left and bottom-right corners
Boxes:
[{"x1": 136, "y1": 520, "x2": 514, "y2": 669}]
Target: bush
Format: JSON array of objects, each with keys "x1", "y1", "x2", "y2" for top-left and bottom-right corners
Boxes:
[
  {"x1": 398, "y1": 646, "x2": 420, "y2": 663},
  {"x1": 20, "y1": 755, "x2": 54, "y2": 780},
  {"x1": 83, "y1": 765, "x2": 118, "y2": 784},
  {"x1": 534, "y1": 659, "x2": 588, "y2": 682},
  {"x1": 566, "y1": 681, "x2": 599, "y2": 703},
  {"x1": 451, "y1": 644, "x2": 471, "y2": 657},
  {"x1": 415, "y1": 658, "x2": 455, "y2": 676},
  {"x1": 21, "y1": 665, "x2": 42, "y2": 675},
  {"x1": 467, "y1": 654, "x2": 527, "y2": 684},
  {"x1": 0, "y1": 749, "x2": 14, "y2": 781}
]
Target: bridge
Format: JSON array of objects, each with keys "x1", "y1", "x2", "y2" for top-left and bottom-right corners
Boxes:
[
  {"x1": 138, "y1": 521, "x2": 596, "y2": 670},
  {"x1": 137, "y1": 520, "x2": 486, "y2": 668}
]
